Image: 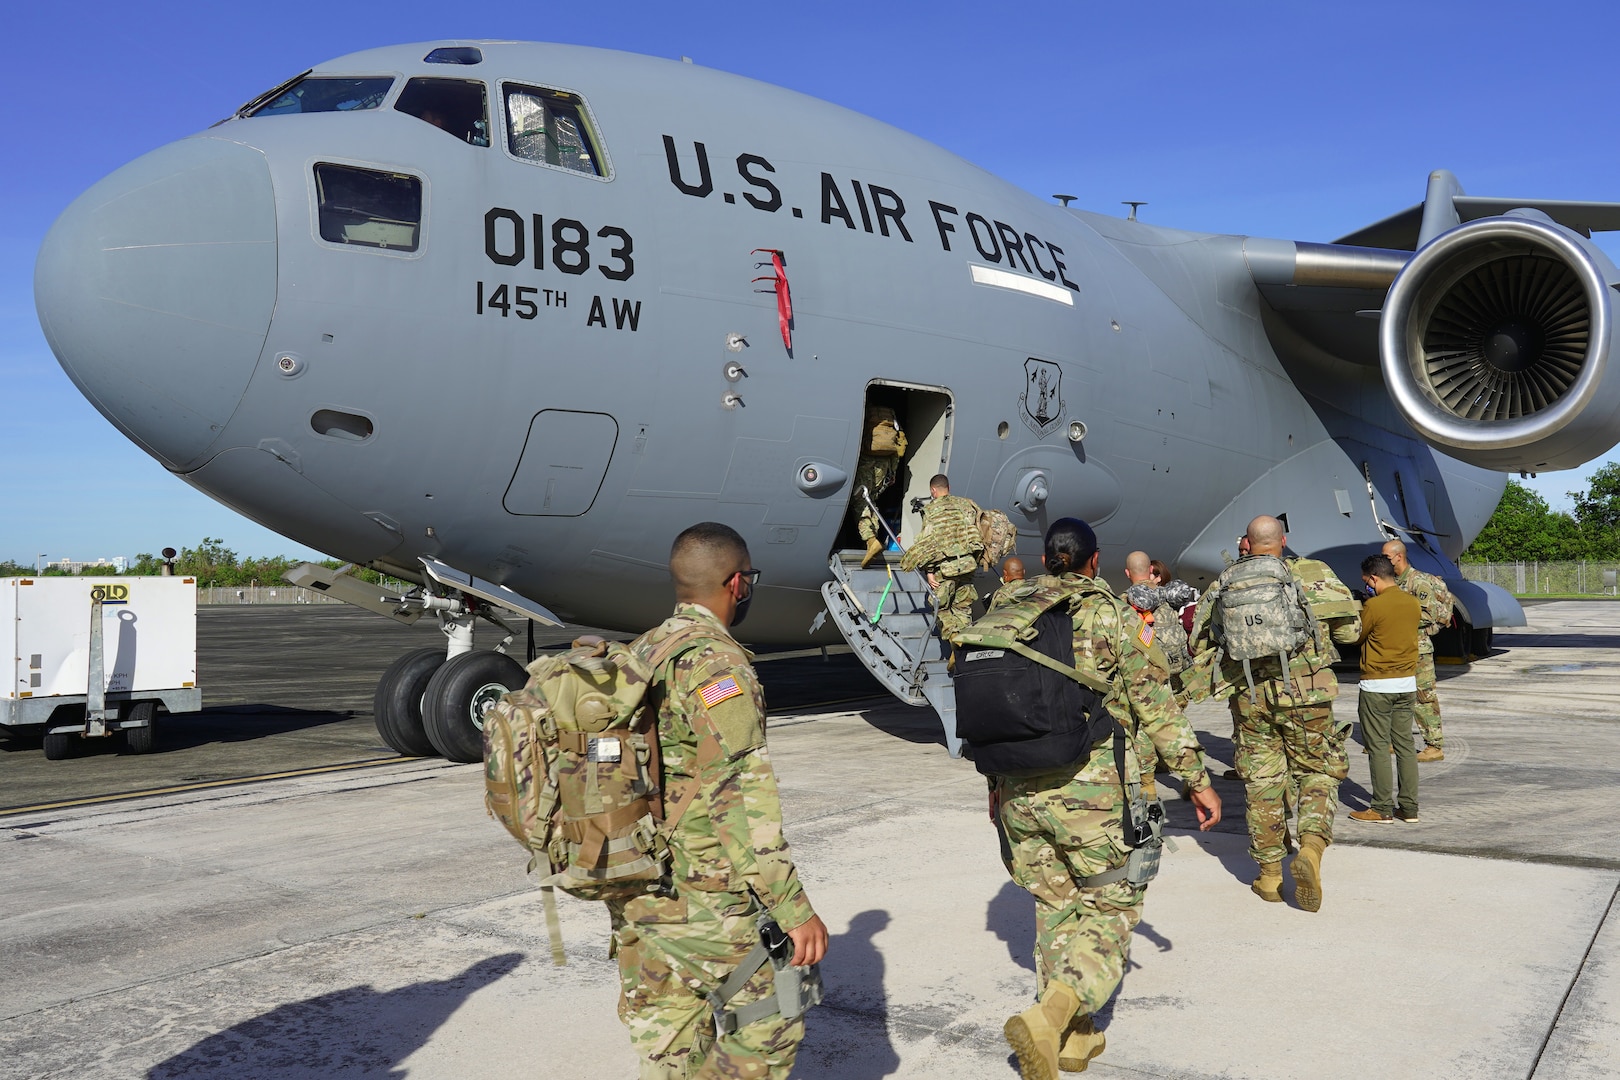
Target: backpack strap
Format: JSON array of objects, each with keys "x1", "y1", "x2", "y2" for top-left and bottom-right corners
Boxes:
[
  {"x1": 1001, "y1": 639, "x2": 1113, "y2": 695},
  {"x1": 638, "y1": 622, "x2": 732, "y2": 831}
]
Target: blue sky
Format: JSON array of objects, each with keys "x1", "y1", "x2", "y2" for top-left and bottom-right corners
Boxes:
[{"x1": 3, "y1": 1, "x2": 1616, "y2": 565}]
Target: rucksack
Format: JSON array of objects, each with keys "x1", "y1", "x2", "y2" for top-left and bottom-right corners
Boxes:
[
  {"x1": 864, "y1": 406, "x2": 908, "y2": 456},
  {"x1": 977, "y1": 509, "x2": 1017, "y2": 570},
  {"x1": 482, "y1": 628, "x2": 709, "y2": 964},
  {"x1": 1207, "y1": 555, "x2": 1318, "y2": 699},
  {"x1": 951, "y1": 582, "x2": 1113, "y2": 777}
]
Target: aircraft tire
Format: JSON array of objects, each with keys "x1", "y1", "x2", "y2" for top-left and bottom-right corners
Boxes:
[
  {"x1": 422, "y1": 650, "x2": 528, "y2": 764},
  {"x1": 374, "y1": 647, "x2": 447, "y2": 757},
  {"x1": 43, "y1": 730, "x2": 75, "y2": 761},
  {"x1": 123, "y1": 702, "x2": 157, "y2": 754}
]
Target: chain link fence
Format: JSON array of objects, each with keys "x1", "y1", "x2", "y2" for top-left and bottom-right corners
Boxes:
[{"x1": 1460, "y1": 560, "x2": 1620, "y2": 597}]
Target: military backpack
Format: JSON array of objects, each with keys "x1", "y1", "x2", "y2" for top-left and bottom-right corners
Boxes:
[
  {"x1": 977, "y1": 508, "x2": 1018, "y2": 570},
  {"x1": 1206, "y1": 554, "x2": 1319, "y2": 699},
  {"x1": 482, "y1": 628, "x2": 710, "y2": 963},
  {"x1": 950, "y1": 581, "x2": 1113, "y2": 777},
  {"x1": 864, "y1": 406, "x2": 908, "y2": 457}
]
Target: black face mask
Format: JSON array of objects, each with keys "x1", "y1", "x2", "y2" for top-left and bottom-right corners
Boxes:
[{"x1": 730, "y1": 589, "x2": 752, "y2": 627}]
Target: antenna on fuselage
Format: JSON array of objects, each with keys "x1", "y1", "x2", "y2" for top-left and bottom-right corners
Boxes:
[
  {"x1": 1123, "y1": 201, "x2": 1147, "y2": 221},
  {"x1": 1053, "y1": 194, "x2": 1077, "y2": 207}
]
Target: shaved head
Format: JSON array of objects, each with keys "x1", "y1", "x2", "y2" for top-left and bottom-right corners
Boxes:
[
  {"x1": 929, "y1": 474, "x2": 950, "y2": 494},
  {"x1": 1001, "y1": 556, "x2": 1025, "y2": 582},
  {"x1": 1382, "y1": 539, "x2": 1410, "y2": 573},
  {"x1": 1245, "y1": 515, "x2": 1286, "y2": 556},
  {"x1": 1124, "y1": 550, "x2": 1152, "y2": 584},
  {"x1": 670, "y1": 522, "x2": 750, "y2": 600}
]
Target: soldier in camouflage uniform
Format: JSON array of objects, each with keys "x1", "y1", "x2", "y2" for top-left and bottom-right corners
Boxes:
[
  {"x1": 1188, "y1": 516, "x2": 1360, "y2": 913},
  {"x1": 610, "y1": 522, "x2": 828, "y2": 1079},
  {"x1": 1383, "y1": 539, "x2": 1453, "y2": 761},
  {"x1": 899, "y1": 474, "x2": 984, "y2": 638},
  {"x1": 853, "y1": 453, "x2": 902, "y2": 567},
  {"x1": 995, "y1": 518, "x2": 1221, "y2": 1079},
  {"x1": 986, "y1": 555, "x2": 1033, "y2": 611}
]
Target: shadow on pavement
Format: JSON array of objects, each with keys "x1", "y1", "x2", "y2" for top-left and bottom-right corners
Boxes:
[
  {"x1": 148, "y1": 706, "x2": 359, "y2": 753},
  {"x1": 795, "y1": 910, "x2": 901, "y2": 1079},
  {"x1": 855, "y1": 705, "x2": 945, "y2": 748},
  {"x1": 986, "y1": 881, "x2": 1036, "y2": 972},
  {"x1": 147, "y1": 953, "x2": 523, "y2": 1079}
]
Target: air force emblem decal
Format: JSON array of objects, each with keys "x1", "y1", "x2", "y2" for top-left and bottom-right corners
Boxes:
[{"x1": 1020, "y1": 357, "x2": 1065, "y2": 436}]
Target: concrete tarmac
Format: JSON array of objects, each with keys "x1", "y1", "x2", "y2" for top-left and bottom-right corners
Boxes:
[{"x1": 2, "y1": 602, "x2": 1618, "y2": 1078}]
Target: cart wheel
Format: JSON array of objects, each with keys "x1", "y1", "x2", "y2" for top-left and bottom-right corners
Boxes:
[
  {"x1": 422, "y1": 651, "x2": 528, "y2": 763},
  {"x1": 43, "y1": 730, "x2": 75, "y2": 760},
  {"x1": 123, "y1": 702, "x2": 157, "y2": 754}
]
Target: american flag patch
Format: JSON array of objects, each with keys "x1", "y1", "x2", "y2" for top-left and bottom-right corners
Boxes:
[
  {"x1": 1137, "y1": 621, "x2": 1155, "y2": 647},
  {"x1": 698, "y1": 676, "x2": 744, "y2": 708}
]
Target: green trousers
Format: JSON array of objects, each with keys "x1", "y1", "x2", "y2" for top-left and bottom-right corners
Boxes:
[{"x1": 1358, "y1": 689, "x2": 1418, "y2": 816}]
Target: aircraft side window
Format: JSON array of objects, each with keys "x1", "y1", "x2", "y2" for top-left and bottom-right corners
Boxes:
[
  {"x1": 504, "y1": 84, "x2": 606, "y2": 177},
  {"x1": 314, "y1": 164, "x2": 422, "y2": 252},
  {"x1": 249, "y1": 77, "x2": 395, "y2": 116},
  {"x1": 394, "y1": 77, "x2": 490, "y2": 147}
]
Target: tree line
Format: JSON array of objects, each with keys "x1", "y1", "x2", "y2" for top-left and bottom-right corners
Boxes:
[
  {"x1": 1461, "y1": 464, "x2": 1620, "y2": 563},
  {"x1": 0, "y1": 537, "x2": 399, "y2": 586}
]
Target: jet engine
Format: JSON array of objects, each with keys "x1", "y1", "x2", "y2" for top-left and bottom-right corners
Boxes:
[{"x1": 1380, "y1": 212, "x2": 1620, "y2": 471}]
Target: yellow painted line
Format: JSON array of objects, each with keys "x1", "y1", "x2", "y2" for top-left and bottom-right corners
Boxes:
[{"x1": 0, "y1": 755, "x2": 415, "y2": 817}]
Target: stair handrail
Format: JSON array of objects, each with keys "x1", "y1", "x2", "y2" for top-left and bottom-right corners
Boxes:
[{"x1": 861, "y1": 487, "x2": 908, "y2": 557}]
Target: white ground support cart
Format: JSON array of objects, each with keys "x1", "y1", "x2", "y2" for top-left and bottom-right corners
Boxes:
[{"x1": 0, "y1": 576, "x2": 201, "y2": 759}]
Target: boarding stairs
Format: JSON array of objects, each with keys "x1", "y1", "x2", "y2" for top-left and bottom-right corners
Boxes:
[{"x1": 819, "y1": 493, "x2": 962, "y2": 756}]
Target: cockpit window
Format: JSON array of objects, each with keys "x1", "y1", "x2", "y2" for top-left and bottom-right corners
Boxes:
[
  {"x1": 395, "y1": 77, "x2": 489, "y2": 146},
  {"x1": 503, "y1": 84, "x2": 606, "y2": 177},
  {"x1": 249, "y1": 76, "x2": 394, "y2": 116},
  {"x1": 314, "y1": 164, "x2": 422, "y2": 252},
  {"x1": 424, "y1": 46, "x2": 482, "y2": 65}
]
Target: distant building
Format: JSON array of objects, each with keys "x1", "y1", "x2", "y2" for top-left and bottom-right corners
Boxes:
[{"x1": 47, "y1": 557, "x2": 128, "y2": 574}]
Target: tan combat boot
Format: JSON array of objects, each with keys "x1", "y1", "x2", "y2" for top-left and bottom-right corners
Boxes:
[
  {"x1": 1005, "y1": 980, "x2": 1079, "y2": 1080},
  {"x1": 860, "y1": 536, "x2": 883, "y2": 569},
  {"x1": 1251, "y1": 861, "x2": 1283, "y2": 903},
  {"x1": 1057, "y1": 1012, "x2": 1106, "y2": 1072},
  {"x1": 1292, "y1": 834, "x2": 1327, "y2": 912}
]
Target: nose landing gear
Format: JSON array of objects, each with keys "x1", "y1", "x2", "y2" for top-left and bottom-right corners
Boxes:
[{"x1": 347, "y1": 556, "x2": 562, "y2": 763}]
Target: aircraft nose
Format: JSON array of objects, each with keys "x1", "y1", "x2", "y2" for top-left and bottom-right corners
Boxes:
[{"x1": 35, "y1": 137, "x2": 277, "y2": 471}]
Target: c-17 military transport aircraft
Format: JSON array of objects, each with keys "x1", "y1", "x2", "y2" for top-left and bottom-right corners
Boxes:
[{"x1": 34, "y1": 40, "x2": 1620, "y2": 762}]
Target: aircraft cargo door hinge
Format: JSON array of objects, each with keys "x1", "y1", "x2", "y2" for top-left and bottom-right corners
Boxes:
[{"x1": 751, "y1": 248, "x2": 793, "y2": 354}]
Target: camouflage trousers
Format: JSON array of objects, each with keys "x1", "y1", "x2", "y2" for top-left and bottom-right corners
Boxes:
[
  {"x1": 932, "y1": 571, "x2": 978, "y2": 638},
  {"x1": 995, "y1": 739, "x2": 1145, "y2": 1013},
  {"x1": 608, "y1": 888, "x2": 801, "y2": 1079},
  {"x1": 1415, "y1": 651, "x2": 1442, "y2": 748},
  {"x1": 1229, "y1": 692, "x2": 1348, "y2": 866},
  {"x1": 853, "y1": 456, "x2": 899, "y2": 543}
]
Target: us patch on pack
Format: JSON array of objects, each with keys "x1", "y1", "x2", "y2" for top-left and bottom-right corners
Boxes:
[{"x1": 1137, "y1": 620, "x2": 1155, "y2": 648}]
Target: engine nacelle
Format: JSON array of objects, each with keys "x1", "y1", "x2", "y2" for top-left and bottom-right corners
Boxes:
[{"x1": 1380, "y1": 212, "x2": 1620, "y2": 471}]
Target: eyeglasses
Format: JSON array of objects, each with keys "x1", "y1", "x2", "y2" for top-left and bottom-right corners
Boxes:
[{"x1": 731, "y1": 568, "x2": 762, "y2": 588}]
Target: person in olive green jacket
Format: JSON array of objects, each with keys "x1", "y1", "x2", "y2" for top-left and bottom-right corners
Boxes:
[{"x1": 1350, "y1": 552, "x2": 1423, "y2": 825}]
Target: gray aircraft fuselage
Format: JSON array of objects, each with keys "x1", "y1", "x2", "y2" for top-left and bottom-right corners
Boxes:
[{"x1": 42, "y1": 40, "x2": 1584, "y2": 642}]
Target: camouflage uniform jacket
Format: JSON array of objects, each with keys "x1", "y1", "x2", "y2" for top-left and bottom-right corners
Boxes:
[
  {"x1": 636, "y1": 603, "x2": 815, "y2": 932},
  {"x1": 900, "y1": 494, "x2": 983, "y2": 574},
  {"x1": 986, "y1": 578, "x2": 1037, "y2": 611},
  {"x1": 1188, "y1": 556, "x2": 1362, "y2": 705},
  {"x1": 1396, "y1": 566, "x2": 1453, "y2": 657},
  {"x1": 1059, "y1": 573, "x2": 1211, "y2": 792}
]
